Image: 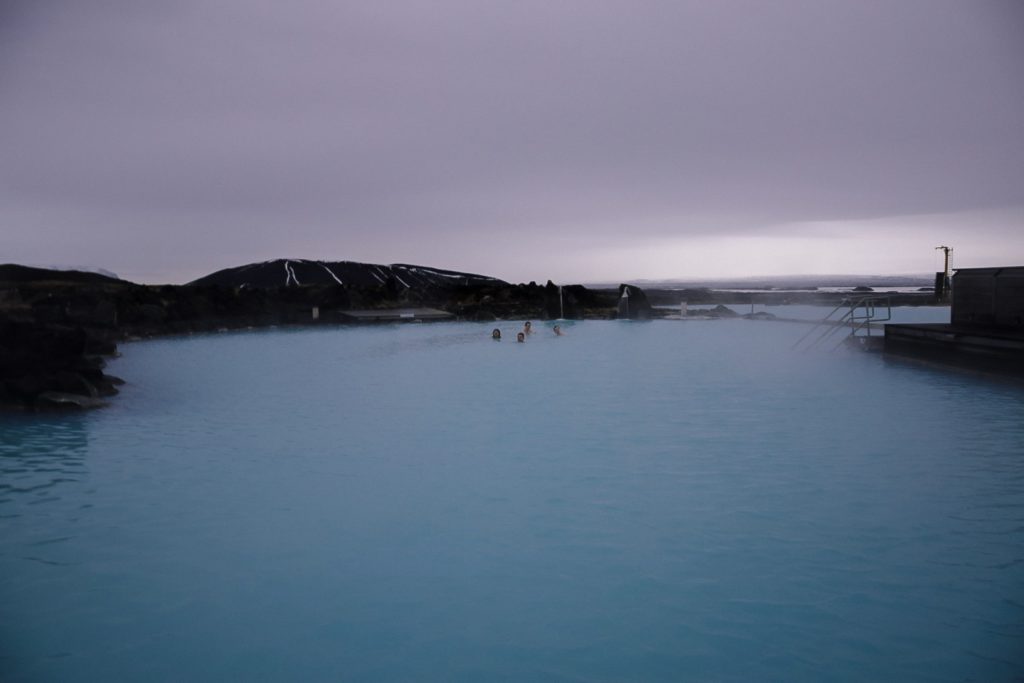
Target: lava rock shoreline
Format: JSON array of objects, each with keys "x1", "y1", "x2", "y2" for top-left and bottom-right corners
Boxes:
[{"x1": 0, "y1": 265, "x2": 653, "y2": 410}]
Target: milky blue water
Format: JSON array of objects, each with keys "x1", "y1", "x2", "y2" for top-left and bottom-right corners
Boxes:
[{"x1": 2, "y1": 319, "x2": 1023, "y2": 682}]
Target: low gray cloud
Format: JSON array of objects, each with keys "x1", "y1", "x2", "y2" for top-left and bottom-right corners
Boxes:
[{"x1": 2, "y1": 1, "x2": 1022, "y2": 282}]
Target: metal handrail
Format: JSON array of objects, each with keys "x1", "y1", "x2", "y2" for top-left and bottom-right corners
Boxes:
[
  {"x1": 793, "y1": 296, "x2": 891, "y2": 351},
  {"x1": 834, "y1": 298, "x2": 891, "y2": 349},
  {"x1": 791, "y1": 300, "x2": 849, "y2": 349}
]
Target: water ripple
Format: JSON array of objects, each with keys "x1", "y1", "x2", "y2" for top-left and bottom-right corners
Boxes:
[{"x1": 19, "y1": 555, "x2": 73, "y2": 567}]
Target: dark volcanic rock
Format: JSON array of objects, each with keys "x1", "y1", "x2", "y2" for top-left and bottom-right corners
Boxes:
[
  {"x1": 36, "y1": 392, "x2": 109, "y2": 410},
  {"x1": 709, "y1": 304, "x2": 739, "y2": 318},
  {"x1": 0, "y1": 315, "x2": 121, "y2": 410},
  {"x1": 616, "y1": 284, "x2": 653, "y2": 320}
]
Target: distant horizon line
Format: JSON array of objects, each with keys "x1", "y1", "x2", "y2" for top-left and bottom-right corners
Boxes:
[{"x1": 9, "y1": 260, "x2": 979, "y2": 288}]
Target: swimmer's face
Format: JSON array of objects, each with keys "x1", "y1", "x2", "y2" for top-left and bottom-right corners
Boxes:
[{"x1": 525, "y1": 322, "x2": 531, "y2": 328}]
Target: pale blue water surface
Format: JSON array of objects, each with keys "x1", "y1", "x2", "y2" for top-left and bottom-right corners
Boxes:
[{"x1": 2, "y1": 319, "x2": 1023, "y2": 682}]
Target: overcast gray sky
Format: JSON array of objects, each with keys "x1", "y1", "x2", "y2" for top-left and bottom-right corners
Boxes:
[{"x1": 2, "y1": 0, "x2": 1022, "y2": 284}]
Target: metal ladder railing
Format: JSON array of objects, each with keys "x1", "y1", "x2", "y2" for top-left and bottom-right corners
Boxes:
[{"x1": 792, "y1": 296, "x2": 891, "y2": 351}]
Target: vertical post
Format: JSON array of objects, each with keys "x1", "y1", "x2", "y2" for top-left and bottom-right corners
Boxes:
[{"x1": 934, "y1": 246, "x2": 953, "y2": 302}]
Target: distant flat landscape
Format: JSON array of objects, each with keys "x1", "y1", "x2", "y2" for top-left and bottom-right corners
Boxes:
[{"x1": 588, "y1": 274, "x2": 935, "y2": 291}]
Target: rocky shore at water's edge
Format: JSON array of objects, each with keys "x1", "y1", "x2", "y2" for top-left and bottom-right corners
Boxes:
[
  {"x1": 0, "y1": 263, "x2": 640, "y2": 410},
  {"x1": 0, "y1": 262, "x2": 941, "y2": 411}
]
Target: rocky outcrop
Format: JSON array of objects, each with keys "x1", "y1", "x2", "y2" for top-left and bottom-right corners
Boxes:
[
  {"x1": 0, "y1": 315, "x2": 122, "y2": 411},
  {"x1": 616, "y1": 284, "x2": 653, "y2": 320},
  {"x1": 706, "y1": 304, "x2": 739, "y2": 318}
]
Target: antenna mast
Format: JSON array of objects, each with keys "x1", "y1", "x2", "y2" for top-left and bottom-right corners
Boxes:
[{"x1": 934, "y1": 245, "x2": 953, "y2": 302}]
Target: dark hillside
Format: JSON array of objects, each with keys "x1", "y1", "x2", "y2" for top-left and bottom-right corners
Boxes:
[
  {"x1": 189, "y1": 259, "x2": 506, "y2": 289},
  {"x1": 0, "y1": 264, "x2": 125, "y2": 285}
]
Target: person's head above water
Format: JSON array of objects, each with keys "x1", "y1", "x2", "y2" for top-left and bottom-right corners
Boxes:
[
  {"x1": 553, "y1": 325, "x2": 562, "y2": 336},
  {"x1": 516, "y1": 332, "x2": 525, "y2": 343},
  {"x1": 524, "y1": 321, "x2": 533, "y2": 334},
  {"x1": 492, "y1": 328, "x2": 501, "y2": 340}
]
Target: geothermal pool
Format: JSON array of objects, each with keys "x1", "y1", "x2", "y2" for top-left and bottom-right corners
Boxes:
[{"x1": 2, "y1": 318, "x2": 1023, "y2": 681}]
